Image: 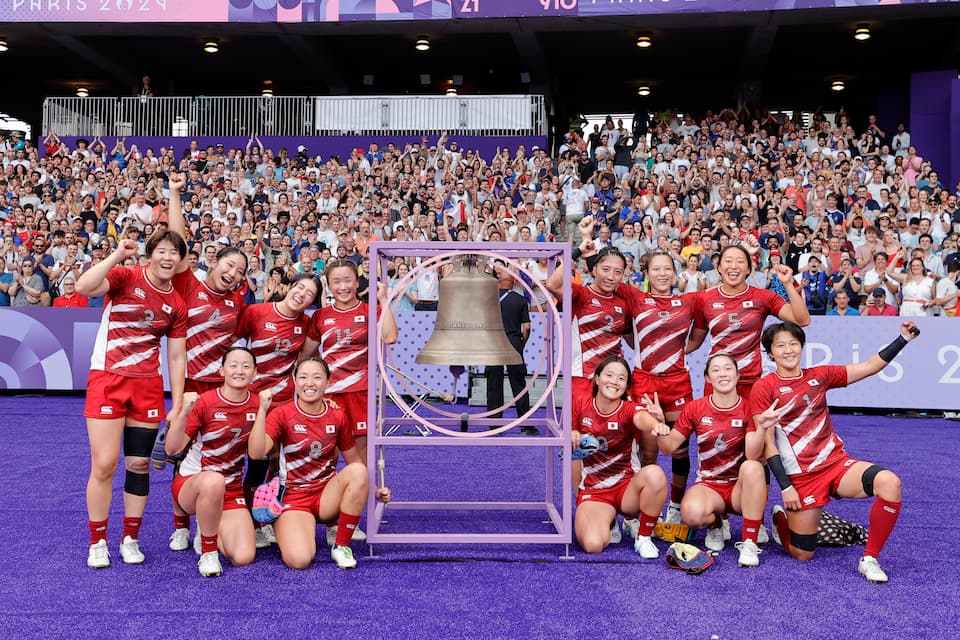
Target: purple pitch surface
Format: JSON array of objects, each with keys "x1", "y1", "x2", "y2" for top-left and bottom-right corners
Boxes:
[{"x1": 0, "y1": 396, "x2": 957, "y2": 639}]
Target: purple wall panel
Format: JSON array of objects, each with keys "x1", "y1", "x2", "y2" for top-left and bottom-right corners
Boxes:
[
  {"x1": 951, "y1": 79, "x2": 960, "y2": 191},
  {"x1": 909, "y1": 70, "x2": 954, "y2": 186},
  {"x1": 0, "y1": 308, "x2": 957, "y2": 411}
]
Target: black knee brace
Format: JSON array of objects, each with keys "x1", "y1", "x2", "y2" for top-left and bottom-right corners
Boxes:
[
  {"x1": 245, "y1": 457, "x2": 270, "y2": 487},
  {"x1": 790, "y1": 531, "x2": 818, "y2": 552},
  {"x1": 861, "y1": 464, "x2": 886, "y2": 497},
  {"x1": 125, "y1": 469, "x2": 150, "y2": 496},
  {"x1": 123, "y1": 426, "x2": 158, "y2": 458}
]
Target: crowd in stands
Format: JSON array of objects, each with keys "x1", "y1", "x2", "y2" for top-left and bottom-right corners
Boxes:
[{"x1": 1, "y1": 106, "x2": 959, "y2": 316}]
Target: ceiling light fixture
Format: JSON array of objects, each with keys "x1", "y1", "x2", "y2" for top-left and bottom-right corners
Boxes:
[
  {"x1": 76, "y1": 86, "x2": 89, "y2": 98},
  {"x1": 0, "y1": 39, "x2": 8, "y2": 53},
  {"x1": 831, "y1": 80, "x2": 845, "y2": 92},
  {"x1": 854, "y1": 24, "x2": 871, "y2": 41},
  {"x1": 636, "y1": 35, "x2": 652, "y2": 48},
  {"x1": 445, "y1": 87, "x2": 457, "y2": 96},
  {"x1": 637, "y1": 85, "x2": 651, "y2": 96},
  {"x1": 203, "y1": 40, "x2": 219, "y2": 54},
  {"x1": 415, "y1": 37, "x2": 430, "y2": 52}
]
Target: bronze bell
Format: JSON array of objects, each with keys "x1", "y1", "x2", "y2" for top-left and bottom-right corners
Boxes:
[{"x1": 416, "y1": 258, "x2": 523, "y2": 366}]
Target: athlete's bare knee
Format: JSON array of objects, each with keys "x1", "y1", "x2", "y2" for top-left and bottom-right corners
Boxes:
[
  {"x1": 874, "y1": 470, "x2": 901, "y2": 501},
  {"x1": 578, "y1": 532, "x2": 608, "y2": 554},
  {"x1": 125, "y1": 457, "x2": 149, "y2": 474},
  {"x1": 227, "y1": 546, "x2": 256, "y2": 567},
  {"x1": 198, "y1": 472, "x2": 226, "y2": 498},
  {"x1": 790, "y1": 548, "x2": 816, "y2": 561}
]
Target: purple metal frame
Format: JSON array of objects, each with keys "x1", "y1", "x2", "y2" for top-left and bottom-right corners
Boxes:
[{"x1": 366, "y1": 241, "x2": 573, "y2": 557}]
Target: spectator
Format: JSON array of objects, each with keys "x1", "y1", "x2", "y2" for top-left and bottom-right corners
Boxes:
[
  {"x1": 52, "y1": 273, "x2": 89, "y2": 307},
  {"x1": 828, "y1": 257, "x2": 862, "y2": 308},
  {"x1": 798, "y1": 256, "x2": 829, "y2": 316},
  {"x1": 932, "y1": 257, "x2": 960, "y2": 316},
  {"x1": 9, "y1": 257, "x2": 47, "y2": 307},
  {"x1": 885, "y1": 256, "x2": 934, "y2": 317},
  {"x1": 864, "y1": 287, "x2": 898, "y2": 316},
  {"x1": 826, "y1": 289, "x2": 859, "y2": 316}
]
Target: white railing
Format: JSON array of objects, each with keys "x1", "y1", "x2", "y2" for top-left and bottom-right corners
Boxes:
[
  {"x1": 42, "y1": 95, "x2": 546, "y2": 138},
  {"x1": 313, "y1": 95, "x2": 546, "y2": 136}
]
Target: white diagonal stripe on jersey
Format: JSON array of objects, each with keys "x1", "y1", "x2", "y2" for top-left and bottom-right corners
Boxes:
[
  {"x1": 325, "y1": 346, "x2": 367, "y2": 369},
  {"x1": 327, "y1": 370, "x2": 364, "y2": 394},
  {"x1": 113, "y1": 347, "x2": 157, "y2": 370},
  {"x1": 715, "y1": 332, "x2": 755, "y2": 358},
  {"x1": 780, "y1": 397, "x2": 809, "y2": 435},
  {"x1": 592, "y1": 471, "x2": 626, "y2": 490},
  {"x1": 186, "y1": 316, "x2": 221, "y2": 340},
  {"x1": 633, "y1": 308, "x2": 664, "y2": 343},
  {"x1": 774, "y1": 426, "x2": 802, "y2": 474},
  {"x1": 639, "y1": 326, "x2": 688, "y2": 371},
  {"x1": 584, "y1": 452, "x2": 624, "y2": 476},
  {"x1": 192, "y1": 358, "x2": 225, "y2": 380},
  {"x1": 698, "y1": 456, "x2": 742, "y2": 482},
  {"x1": 186, "y1": 333, "x2": 232, "y2": 362},
  {"x1": 248, "y1": 337, "x2": 277, "y2": 351},
  {"x1": 806, "y1": 437, "x2": 836, "y2": 472},
  {"x1": 579, "y1": 342, "x2": 619, "y2": 369},
  {"x1": 106, "y1": 332, "x2": 154, "y2": 352},
  {"x1": 108, "y1": 320, "x2": 152, "y2": 331},
  {"x1": 268, "y1": 377, "x2": 290, "y2": 395},
  {"x1": 111, "y1": 303, "x2": 142, "y2": 313},
  {"x1": 792, "y1": 415, "x2": 828, "y2": 460}
]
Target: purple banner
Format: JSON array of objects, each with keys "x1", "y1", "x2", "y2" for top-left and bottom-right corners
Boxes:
[
  {"x1": 55, "y1": 136, "x2": 544, "y2": 164},
  {"x1": 1, "y1": 308, "x2": 956, "y2": 411},
  {"x1": 1, "y1": 0, "x2": 949, "y2": 23}
]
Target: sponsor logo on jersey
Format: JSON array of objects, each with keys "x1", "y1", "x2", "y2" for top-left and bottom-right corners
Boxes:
[
  {"x1": 731, "y1": 419, "x2": 743, "y2": 428},
  {"x1": 807, "y1": 379, "x2": 820, "y2": 386},
  {"x1": 246, "y1": 413, "x2": 257, "y2": 421},
  {"x1": 293, "y1": 326, "x2": 303, "y2": 335},
  {"x1": 325, "y1": 424, "x2": 336, "y2": 434},
  {"x1": 134, "y1": 287, "x2": 146, "y2": 300},
  {"x1": 324, "y1": 318, "x2": 336, "y2": 325},
  {"x1": 645, "y1": 298, "x2": 655, "y2": 304},
  {"x1": 101, "y1": 405, "x2": 114, "y2": 415},
  {"x1": 742, "y1": 300, "x2": 754, "y2": 308},
  {"x1": 161, "y1": 303, "x2": 172, "y2": 314},
  {"x1": 581, "y1": 493, "x2": 592, "y2": 500},
  {"x1": 712, "y1": 302, "x2": 725, "y2": 309},
  {"x1": 265, "y1": 322, "x2": 277, "y2": 331},
  {"x1": 355, "y1": 315, "x2": 366, "y2": 322},
  {"x1": 779, "y1": 386, "x2": 793, "y2": 393},
  {"x1": 293, "y1": 424, "x2": 307, "y2": 433},
  {"x1": 198, "y1": 291, "x2": 208, "y2": 301},
  {"x1": 224, "y1": 300, "x2": 235, "y2": 307},
  {"x1": 675, "y1": 397, "x2": 686, "y2": 406},
  {"x1": 590, "y1": 299, "x2": 601, "y2": 307},
  {"x1": 671, "y1": 299, "x2": 682, "y2": 307},
  {"x1": 700, "y1": 416, "x2": 714, "y2": 425},
  {"x1": 581, "y1": 417, "x2": 593, "y2": 426},
  {"x1": 214, "y1": 411, "x2": 227, "y2": 421},
  {"x1": 147, "y1": 408, "x2": 159, "y2": 419},
  {"x1": 803, "y1": 495, "x2": 816, "y2": 505},
  {"x1": 614, "y1": 306, "x2": 623, "y2": 314},
  {"x1": 607, "y1": 421, "x2": 619, "y2": 431},
  {"x1": 844, "y1": 459, "x2": 856, "y2": 467}
]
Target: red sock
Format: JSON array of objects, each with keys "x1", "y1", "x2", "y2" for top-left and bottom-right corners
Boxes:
[
  {"x1": 335, "y1": 512, "x2": 362, "y2": 547},
  {"x1": 201, "y1": 533, "x2": 218, "y2": 554},
  {"x1": 742, "y1": 518, "x2": 762, "y2": 544},
  {"x1": 122, "y1": 516, "x2": 142, "y2": 541},
  {"x1": 174, "y1": 515, "x2": 190, "y2": 530},
  {"x1": 88, "y1": 519, "x2": 108, "y2": 545},
  {"x1": 772, "y1": 509, "x2": 791, "y2": 552},
  {"x1": 637, "y1": 511, "x2": 658, "y2": 537},
  {"x1": 864, "y1": 497, "x2": 901, "y2": 558}
]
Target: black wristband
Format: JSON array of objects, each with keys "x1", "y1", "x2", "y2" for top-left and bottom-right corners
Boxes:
[
  {"x1": 766, "y1": 455, "x2": 793, "y2": 492},
  {"x1": 571, "y1": 247, "x2": 582, "y2": 262},
  {"x1": 878, "y1": 335, "x2": 909, "y2": 363},
  {"x1": 585, "y1": 253, "x2": 601, "y2": 271}
]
